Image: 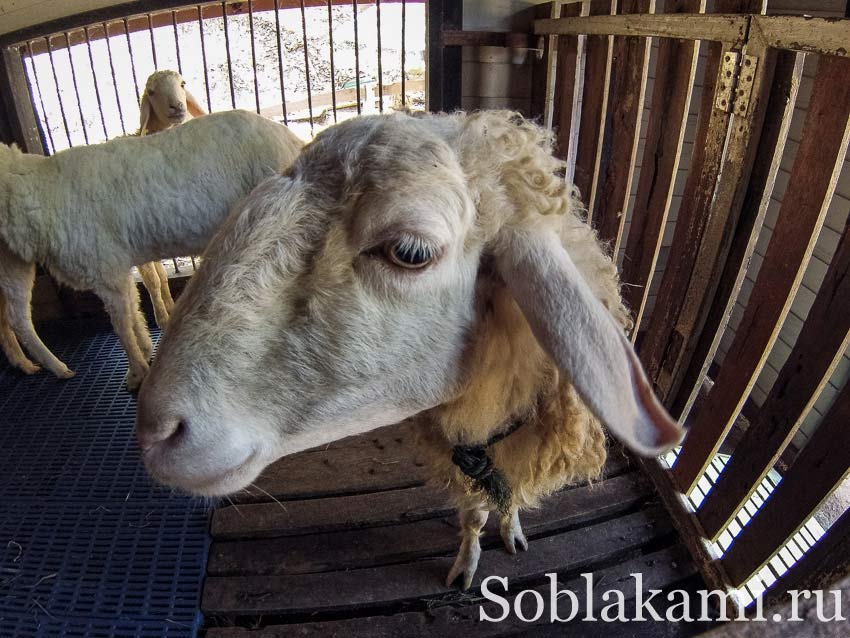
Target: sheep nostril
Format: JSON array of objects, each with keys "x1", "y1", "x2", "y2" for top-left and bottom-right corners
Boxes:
[{"x1": 138, "y1": 417, "x2": 187, "y2": 452}]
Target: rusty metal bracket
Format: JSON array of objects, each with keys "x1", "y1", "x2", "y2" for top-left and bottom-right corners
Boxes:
[{"x1": 714, "y1": 50, "x2": 759, "y2": 116}]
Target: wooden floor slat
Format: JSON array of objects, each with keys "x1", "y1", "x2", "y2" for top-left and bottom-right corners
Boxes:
[
  {"x1": 209, "y1": 471, "x2": 653, "y2": 576},
  {"x1": 202, "y1": 505, "x2": 673, "y2": 616},
  {"x1": 206, "y1": 545, "x2": 700, "y2": 638},
  {"x1": 213, "y1": 448, "x2": 633, "y2": 539}
]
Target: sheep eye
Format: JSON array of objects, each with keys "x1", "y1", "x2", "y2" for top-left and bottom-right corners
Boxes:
[
  {"x1": 181, "y1": 82, "x2": 186, "y2": 88},
  {"x1": 386, "y1": 238, "x2": 434, "y2": 270},
  {"x1": 147, "y1": 89, "x2": 155, "y2": 96}
]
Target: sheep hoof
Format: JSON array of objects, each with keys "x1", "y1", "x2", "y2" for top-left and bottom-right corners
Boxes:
[
  {"x1": 56, "y1": 366, "x2": 76, "y2": 379},
  {"x1": 20, "y1": 362, "x2": 41, "y2": 375},
  {"x1": 125, "y1": 368, "x2": 147, "y2": 392},
  {"x1": 445, "y1": 544, "x2": 481, "y2": 591},
  {"x1": 500, "y1": 514, "x2": 528, "y2": 555}
]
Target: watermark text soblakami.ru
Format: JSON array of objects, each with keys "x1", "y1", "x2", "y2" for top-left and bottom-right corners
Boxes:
[{"x1": 479, "y1": 573, "x2": 847, "y2": 623}]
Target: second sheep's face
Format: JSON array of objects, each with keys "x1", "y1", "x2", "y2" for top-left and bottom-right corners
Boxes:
[{"x1": 139, "y1": 70, "x2": 204, "y2": 134}]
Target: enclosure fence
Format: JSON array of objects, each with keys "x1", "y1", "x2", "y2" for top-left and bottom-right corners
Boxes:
[{"x1": 528, "y1": 0, "x2": 850, "y2": 611}]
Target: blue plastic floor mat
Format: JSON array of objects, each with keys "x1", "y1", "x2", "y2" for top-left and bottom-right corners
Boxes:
[{"x1": 0, "y1": 322, "x2": 209, "y2": 638}]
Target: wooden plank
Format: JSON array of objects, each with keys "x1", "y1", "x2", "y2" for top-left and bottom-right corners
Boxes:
[
  {"x1": 202, "y1": 505, "x2": 673, "y2": 615},
  {"x1": 529, "y1": 3, "x2": 557, "y2": 122},
  {"x1": 753, "y1": 15, "x2": 850, "y2": 58},
  {"x1": 427, "y1": 0, "x2": 462, "y2": 112},
  {"x1": 620, "y1": 1, "x2": 704, "y2": 334},
  {"x1": 208, "y1": 472, "x2": 653, "y2": 576},
  {"x1": 552, "y1": 2, "x2": 583, "y2": 161},
  {"x1": 239, "y1": 423, "x2": 426, "y2": 502},
  {"x1": 672, "y1": 55, "x2": 850, "y2": 493},
  {"x1": 592, "y1": 0, "x2": 654, "y2": 255},
  {"x1": 643, "y1": 1, "x2": 772, "y2": 407},
  {"x1": 697, "y1": 214, "x2": 850, "y2": 540},
  {"x1": 535, "y1": 14, "x2": 749, "y2": 45},
  {"x1": 206, "y1": 545, "x2": 697, "y2": 638},
  {"x1": 212, "y1": 451, "x2": 633, "y2": 539},
  {"x1": 764, "y1": 510, "x2": 850, "y2": 608},
  {"x1": 701, "y1": 578, "x2": 850, "y2": 637},
  {"x1": 441, "y1": 30, "x2": 531, "y2": 48},
  {"x1": 637, "y1": 41, "x2": 728, "y2": 394},
  {"x1": 722, "y1": 382, "x2": 850, "y2": 586},
  {"x1": 671, "y1": 50, "x2": 804, "y2": 421},
  {"x1": 0, "y1": 45, "x2": 44, "y2": 153},
  {"x1": 574, "y1": 0, "x2": 615, "y2": 217}
]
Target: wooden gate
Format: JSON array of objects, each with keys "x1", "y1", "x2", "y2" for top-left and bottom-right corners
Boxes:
[{"x1": 535, "y1": 3, "x2": 850, "y2": 609}]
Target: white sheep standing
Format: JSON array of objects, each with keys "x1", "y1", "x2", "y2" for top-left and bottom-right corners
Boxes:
[
  {"x1": 136, "y1": 111, "x2": 683, "y2": 588},
  {"x1": 0, "y1": 110, "x2": 303, "y2": 388},
  {"x1": 136, "y1": 69, "x2": 208, "y2": 329}
]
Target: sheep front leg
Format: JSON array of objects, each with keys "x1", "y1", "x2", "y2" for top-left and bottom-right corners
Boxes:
[
  {"x1": 154, "y1": 261, "x2": 175, "y2": 315},
  {"x1": 97, "y1": 278, "x2": 150, "y2": 391},
  {"x1": 446, "y1": 507, "x2": 489, "y2": 591},
  {"x1": 138, "y1": 262, "x2": 170, "y2": 329},
  {"x1": 0, "y1": 258, "x2": 74, "y2": 378},
  {"x1": 500, "y1": 507, "x2": 528, "y2": 555},
  {"x1": 129, "y1": 278, "x2": 154, "y2": 362},
  {"x1": 0, "y1": 290, "x2": 40, "y2": 374}
]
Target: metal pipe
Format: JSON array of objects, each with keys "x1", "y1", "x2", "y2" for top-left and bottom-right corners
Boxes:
[
  {"x1": 103, "y1": 22, "x2": 127, "y2": 134},
  {"x1": 197, "y1": 5, "x2": 213, "y2": 112},
  {"x1": 376, "y1": 0, "x2": 383, "y2": 112},
  {"x1": 147, "y1": 14, "x2": 158, "y2": 68},
  {"x1": 299, "y1": 0, "x2": 314, "y2": 132},
  {"x1": 353, "y1": 0, "x2": 361, "y2": 114},
  {"x1": 222, "y1": 2, "x2": 236, "y2": 109},
  {"x1": 26, "y1": 41, "x2": 57, "y2": 152},
  {"x1": 274, "y1": 0, "x2": 289, "y2": 123},
  {"x1": 327, "y1": 0, "x2": 337, "y2": 122},
  {"x1": 45, "y1": 35, "x2": 73, "y2": 147},
  {"x1": 172, "y1": 10, "x2": 183, "y2": 75},
  {"x1": 83, "y1": 26, "x2": 109, "y2": 138},
  {"x1": 401, "y1": 0, "x2": 406, "y2": 105},
  {"x1": 64, "y1": 31, "x2": 89, "y2": 144},
  {"x1": 248, "y1": 0, "x2": 261, "y2": 113},
  {"x1": 122, "y1": 18, "x2": 140, "y2": 100}
]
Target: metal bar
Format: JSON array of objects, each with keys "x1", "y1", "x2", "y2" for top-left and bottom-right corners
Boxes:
[
  {"x1": 353, "y1": 0, "x2": 361, "y2": 114},
  {"x1": 273, "y1": 0, "x2": 289, "y2": 123},
  {"x1": 123, "y1": 18, "x2": 140, "y2": 100},
  {"x1": 83, "y1": 26, "x2": 108, "y2": 138},
  {"x1": 172, "y1": 257, "x2": 181, "y2": 274},
  {"x1": 535, "y1": 14, "x2": 749, "y2": 45},
  {"x1": 45, "y1": 36, "x2": 73, "y2": 147},
  {"x1": 147, "y1": 14, "x2": 158, "y2": 68},
  {"x1": 64, "y1": 31, "x2": 89, "y2": 144},
  {"x1": 299, "y1": 0, "x2": 314, "y2": 132},
  {"x1": 248, "y1": 0, "x2": 261, "y2": 113},
  {"x1": 172, "y1": 10, "x2": 183, "y2": 75},
  {"x1": 197, "y1": 5, "x2": 213, "y2": 112},
  {"x1": 327, "y1": 0, "x2": 337, "y2": 121},
  {"x1": 222, "y1": 1, "x2": 236, "y2": 109},
  {"x1": 103, "y1": 22, "x2": 127, "y2": 134},
  {"x1": 376, "y1": 0, "x2": 383, "y2": 112},
  {"x1": 401, "y1": 0, "x2": 405, "y2": 105},
  {"x1": 26, "y1": 41, "x2": 56, "y2": 152}
]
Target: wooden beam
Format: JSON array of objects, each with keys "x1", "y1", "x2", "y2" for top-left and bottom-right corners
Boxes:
[
  {"x1": 0, "y1": 46, "x2": 45, "y2": 153},
  {"x1": 620, "y1": 0, "x2": 704, "y2": 337},
  {"x1": 672, "y1": 55, "x2": 850, "y2": 493},
  {"x1": 427, "y1": 0, "x2": 462, "y2": 112},
  {"x1": 574, "y1": 0, "x2": 616, "y2": 220},
  {"x1": 552, "y1": 1, "x2": 583, "y2": 162},
  {"x1": 642, "y1": 0, "x2": 772, "y2": 409},
  {"x1": 697, "y1": 213, "x2": 850, "y2": 541},
  {"x1": 637, "y1": 41, "x2": 729, "y2": 396},
  {"x1": 722, "y1": 381, "x2": 850, "y2": 586},
  {"x1": 535, "y1": 13, "x2": 749, "y2": 45},
  {"x1": 441, "y1": 30, "x2": 531, "y2": 48},
  {"x1": 592, "y1": 0, "x2": 654, "y2": 255},
  {"x1": 752, "y1": 15, "x2": 850, "y2": 58},
  {"x1": 671, "y1": 49, "x2": 804, "y2": 421}
]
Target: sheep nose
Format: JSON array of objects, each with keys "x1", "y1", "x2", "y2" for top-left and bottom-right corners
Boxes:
[{"x1": 137, "y1": 416, "x2": 186, "y2": 452}]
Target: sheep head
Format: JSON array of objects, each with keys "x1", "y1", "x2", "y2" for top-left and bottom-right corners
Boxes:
[
  {"x1": 136, "y1": 111, "x2": 682, "y2": 497},
  {"x1": 139, "y1": 70, "x2": 205, "y2": 135}
]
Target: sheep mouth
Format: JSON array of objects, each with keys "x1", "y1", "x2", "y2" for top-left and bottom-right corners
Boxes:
[
  {"x1": 168, "y1": 112, "x2": 187, "y2": 121},
  {"x1": 144, "y1": 447, "x2": 262, "y2": 497}
]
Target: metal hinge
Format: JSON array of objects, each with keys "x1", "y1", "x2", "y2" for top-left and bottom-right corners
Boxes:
[{"x1": 715, "y1": 51, "x2": 759, "y2": 117}]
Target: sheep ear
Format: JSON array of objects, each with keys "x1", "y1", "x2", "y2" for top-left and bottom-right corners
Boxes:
[
  {"x1": 186, "y1": 91, "x2": 206, "y2": 118},
  {"x1": 494, "y1": 226, "x2": 684, "y2": 457},
  {"x1": 139, "y1": 95, "x2": 152, "y2": 136}
]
